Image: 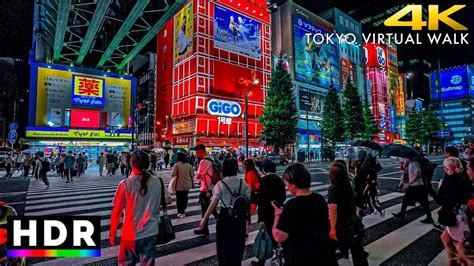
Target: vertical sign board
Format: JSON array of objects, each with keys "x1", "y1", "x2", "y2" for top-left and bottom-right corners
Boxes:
[{"x1": 174, "y1": 1, "x2": 193, "y2": 63}]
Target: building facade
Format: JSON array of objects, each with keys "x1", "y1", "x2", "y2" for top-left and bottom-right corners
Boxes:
[
  {"x1": 25, "y1": 62, "x2": 136, "y2": 159},
  {"x1": 272, "y1": 2, "x2": 342, "y2": 156},
  {"x1": 430, "y1": 65, "x2": 474, "y2": 144},
  {"x1": 156, "y1": 0, "x2": 270, "y2": 152}
]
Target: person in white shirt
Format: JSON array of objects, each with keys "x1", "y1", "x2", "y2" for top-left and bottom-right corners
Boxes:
[{"x1": 110, "y1": 151, "x2": 172, "y2": 265}]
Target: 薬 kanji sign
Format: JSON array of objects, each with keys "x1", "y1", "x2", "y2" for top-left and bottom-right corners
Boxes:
[{"x1": 71, "y1": 75, "x2": 105, "y2": 107}]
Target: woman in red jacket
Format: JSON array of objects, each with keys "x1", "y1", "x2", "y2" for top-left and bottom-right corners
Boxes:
[{"x1": 244, "y1": 159, "x2": 261, "y2": 216}]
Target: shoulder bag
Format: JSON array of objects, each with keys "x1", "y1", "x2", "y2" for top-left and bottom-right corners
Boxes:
[
  {"x1": 168, "y1": 165, "x2": 179, "y2": 194},
  {"x1": 157, "y1": 177, "x2": 175, "y2": 245}
]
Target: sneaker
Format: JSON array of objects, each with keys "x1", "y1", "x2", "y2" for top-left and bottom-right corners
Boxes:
[
  {"x1": 380, "y1": 209, "x2": 385, "y2": 217},
  {"x1": 193, "y1": 227, "x2": 209, "y2": 236},
  {"x1": 45, "y1": 185, "x2": 49, "y2": 189},
  {"x1": 177, "y1": 213, "x2": 186, "y2": 218},
  {"x1": 433, "y1": 223, "x2": 445, "y2": 232},
  {"x1": 66, "y1": 180, "x2": 70, "y2": 183},
  {"x1": 421, "y1": 217, "x2": 434, "y2": 224},
  {"x1": 392, "y1": 212, "x2": 405, "y2": 219}
]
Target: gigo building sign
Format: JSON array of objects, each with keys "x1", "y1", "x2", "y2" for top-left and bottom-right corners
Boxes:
[{"x1": 207, "y1": 99, "x2": 242, "y2": 117}]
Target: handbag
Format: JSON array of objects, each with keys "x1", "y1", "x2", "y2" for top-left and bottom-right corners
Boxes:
[
  {"x1": 337, "y1": 215, "x2": 366, "y2": 244},
  {"x1": 157, "y1": 177, "x2": 175, "y2": 245},
  {"x1": 168, "y1": 166, "x2": 178, "y2": 194},
  {"x1": 252, "y1": 224, "x2": 274, "y2": 261}
]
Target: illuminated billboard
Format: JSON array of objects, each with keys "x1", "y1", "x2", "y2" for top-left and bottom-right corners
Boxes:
[
  {"x1": 174, "y1": 1, "x2": 193, "y2": 62},
  {"x1": 72, "y1": 75, "x2": 105, "y2": 107},
  {"x1": 293, "y1": 15, "x2": 340, "y2": 90},
  {"x1": 26, "y1": 127, "x2": 133, "y2": 140},
  {"x1": 430, "y1": 67, "x2": 469, "y2": 101},
  {"x1": 70, "y1": 109, "x2": 101, "y2": 128},
  {"x1": 29, "y1": 63, "x2": 135, "y2": 129},
  {"x1": 363, "y1": 43, "x2": 387, "y2": 70},
  {"x1": 213, "y1": 4, "x2": 261, "y2": 59}
]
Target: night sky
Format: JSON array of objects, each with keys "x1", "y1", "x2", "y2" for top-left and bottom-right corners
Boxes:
[{"x1": 1, "y1": 0, "x2": 472, "y2": 70}]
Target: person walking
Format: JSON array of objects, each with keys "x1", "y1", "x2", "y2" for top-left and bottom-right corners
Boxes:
[
  {"x1": 150, "y1": 152, "x2": 157, "y2": 171},
  {"x1": 64, "y1": 151, "x2": 75, "y2": 183},
  {"x1": 35, "y1": 156, "x2": 42, "y2": 181},
  {"x1": 106, "y1": 151, "x2": 115, "y2": 176},
  {"x1": 125, "y1": 152, "x2": 132, "y2": 177},
  {"x1": 362, "y1": 154, "x2": 384, "y2": 216},
  {"x1": 438, "y1": 157, "x2": 471, "y2": 265},
  {"x1": 113, "y1": 151, "x2": 119, "y2": 175},
  {"x1": 76, "y1": 153, "x2": 85, "y2": 178},
  {"x1": 252, "y1": 159, "x2": 286, "y2": 266},
  {"x1": 243, "y1": 159, "x2": 261, "y2": 216},
  {"x1": 272, "y1": 163, "x2": 337, "y2": 265},
  {"x1": 393, "y1": 156, "x2": 434, "y2": 224},
  {"x1": 328, "y1": 162, "x2": 369, "y2": 265},
  {"x1": 110, "y1": 151, "x2": 172, "y2": 266},
  {"x1": 3, "y1": 154, "x2": 13, "y2": 178},
  {"x1": 171, "y1": 152, "x2": 195, "y2": 218},
  {"x1": 38, "y1": 156, "x2": 50, "y2": 189},
  {"x1": 164, "y1": 152, "x2": 170, "y2": 169},
  {"x1": 98, "y1": 152, "x2": 106, "y2": 177},
  {"x1": 197, "y1": 158, "x2": 250, "y2": 265},
  {"x1": 120, "y1": 152, "x2": 127, "y2": 176},
  {"x1": 193, "y1": 144, "x2": 219, "y2": 235},
  {"x1": 22, "y1": 154, "x2": 31, "y2": 178}
]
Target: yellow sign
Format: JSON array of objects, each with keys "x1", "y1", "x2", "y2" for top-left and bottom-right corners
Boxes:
[
  {"x1": 174, "y1": 1, "x2": 193, "y2": 62},
  {"x1": 73, "y1": 75, "x2": 104, "y2": 98},
  {"x1": 26, "y1": 129, "x2": 132, "y2": 140},
  {"x1": 34, "y1": 65, "x2": 132, "y2": 127}
]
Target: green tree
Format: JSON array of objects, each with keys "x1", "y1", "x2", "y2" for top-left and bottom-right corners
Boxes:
[
  {"x1": 361, "y1": 96, "x2": 378, "y2": 140},
  {"x1": 420, "y1": 108, "x2": 443, "y2": 145},
  {"x1": 259, "y1": 56, "x2": 298, "y2": 153},
  {"x1": 321, "y1": 81, "x2": 344, "y2": 151},
  {"x1": 406, "y1": 110, "x2": 423, "y2": 146},
  {"x1": 342, "y1": 77, "x2": 364, "y2": 140}
]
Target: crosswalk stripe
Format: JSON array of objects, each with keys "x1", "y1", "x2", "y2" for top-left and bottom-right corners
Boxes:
[{"x1": 23, "y1": 166, "x2": 451, "y2": 266}]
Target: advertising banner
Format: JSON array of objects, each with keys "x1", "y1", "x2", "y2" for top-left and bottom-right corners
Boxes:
[
  {"x1": 363, "y1": 43, "x2": 387, "y2": 70},
  {"x1": 173, "y1": 120, "x2": 196, "y2": 134},
  {"x1": 25, "y1": 127, "x2": 133, "y2": 140},
  {"x1": 395, "y1": 75, "x2": 406, "y2": 115},
  {"x1": 70, "y1": 109, "x2": 101, "y2": 128},
  {"x1": 340, "y1": 58, "x2": 356, "y2": 85},
  {"x1": 294, "y1": 14, "x2": 340, "y2": 90},
  {"x1": 430, "y1": 67, "x2": 469, "y2": 101},
  {"x1": 213, "y1": 4, "x2": 261, "y2": 59},
  {"x1": 31, "y1": 64, "x2": 134, "y2": 128},
  {"x1": 213, "y1": 61, "x2": 263, "y2": 102},
  {"x1": 71, "y1": 75, "x2": 105, "y2": 107},
  {"x1": 298, "y1": 89, "x2": 324, "y2": 117},
  {"x1": 174, "y1": 1, "x2": 193, "y2": 62},
  {"x1": 387, "y1": 45, "x2": 398, "y2": 76}
]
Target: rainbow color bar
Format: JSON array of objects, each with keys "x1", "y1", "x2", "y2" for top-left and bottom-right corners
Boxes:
[{"x1": 7, "y1": 249, "x2": 101, "y2": 257}]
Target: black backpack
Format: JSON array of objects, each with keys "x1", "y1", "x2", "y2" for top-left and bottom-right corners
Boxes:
[
  {"x1": 220, "y1": 179, "x2": 249, "y2": 219},
  {"x1": 418, "y1": 157, "x2": 437, "y2": 181},
  {"x1": 203, "y1": 157, "x2": 222, "y2": 185},
  {"x1": 41, "y1": 160, "x2": 51, "y2": 173}
]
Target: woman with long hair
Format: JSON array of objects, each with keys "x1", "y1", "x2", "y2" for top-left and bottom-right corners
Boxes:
[
  {"x1": 110, "y1": 151, "x2": 172, "y2": 265},
  {"x1": 328, "y1": 162, "x2": 369, "y2": 265},
  {"x1": 272, "y1": 163, "x2": 337, "y2": 265}
]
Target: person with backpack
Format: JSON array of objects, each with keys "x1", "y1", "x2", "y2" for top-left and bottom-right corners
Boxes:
[
  {"x1": 193, "y1": 144, "x2": 220, "y2": 235},
  {"x1": 272, "y1": 163, "x2": 337, "y2": 265},
  {"x1": 76, "y1": 153, "x2": 85, "y2": 178},
  {"x1": 38, "y1": 156, "x2": 50, "y2": 188},
  {"x1": 244, "y1": 159, "x2": 261, "y2": 216},
  {"x1": 197, "y1": 158, "x2": 250, "y2": 265}
]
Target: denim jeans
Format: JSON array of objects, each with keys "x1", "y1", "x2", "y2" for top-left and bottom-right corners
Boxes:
[{"x1": 118, "y1": 235, "x2": 157, "y2": 266}]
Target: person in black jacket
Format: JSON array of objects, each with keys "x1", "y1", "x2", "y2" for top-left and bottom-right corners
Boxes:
[{"x1": 252, "y1": 160, "x2": 286, "y2": 266}]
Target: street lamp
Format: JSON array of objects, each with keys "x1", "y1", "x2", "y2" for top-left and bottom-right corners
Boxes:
[{"x1": 238, "y1": 74, "x2": 259, "y2": 159}]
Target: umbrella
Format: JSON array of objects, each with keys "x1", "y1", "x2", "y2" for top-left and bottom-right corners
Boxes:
[
  {"x1": 382, "y1": 144, "x2": 423, "y2": 159},
  {"x1": 336, "y1": 146, "x2": 373, "y2": 161},
  {"x1": 21, "y1": 148, "x2": 38, "y2": 154},
  {"x1": 152, "y1": 148, "x2": 166, "y2": 153},
  {"x1": 352, "y1": 140, "x2": 383, "y2": 151}
]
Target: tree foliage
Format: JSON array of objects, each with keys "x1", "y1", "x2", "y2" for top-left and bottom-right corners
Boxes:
[
  {"x1": 342, "y1": 77, "x2": 364, "y2": 140},
  {"x1": 321, "y1": 80, "x2": 344, "y2": 150},
  {"x1": 362, "y1": 96, "x2": 379, "y2": 140},
  {"x1": 406, "y1": 108, "x2": 443, "y2": 146},
  {"x1": 259, "y1": 56, "x2": 298, "y2": 153}
]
